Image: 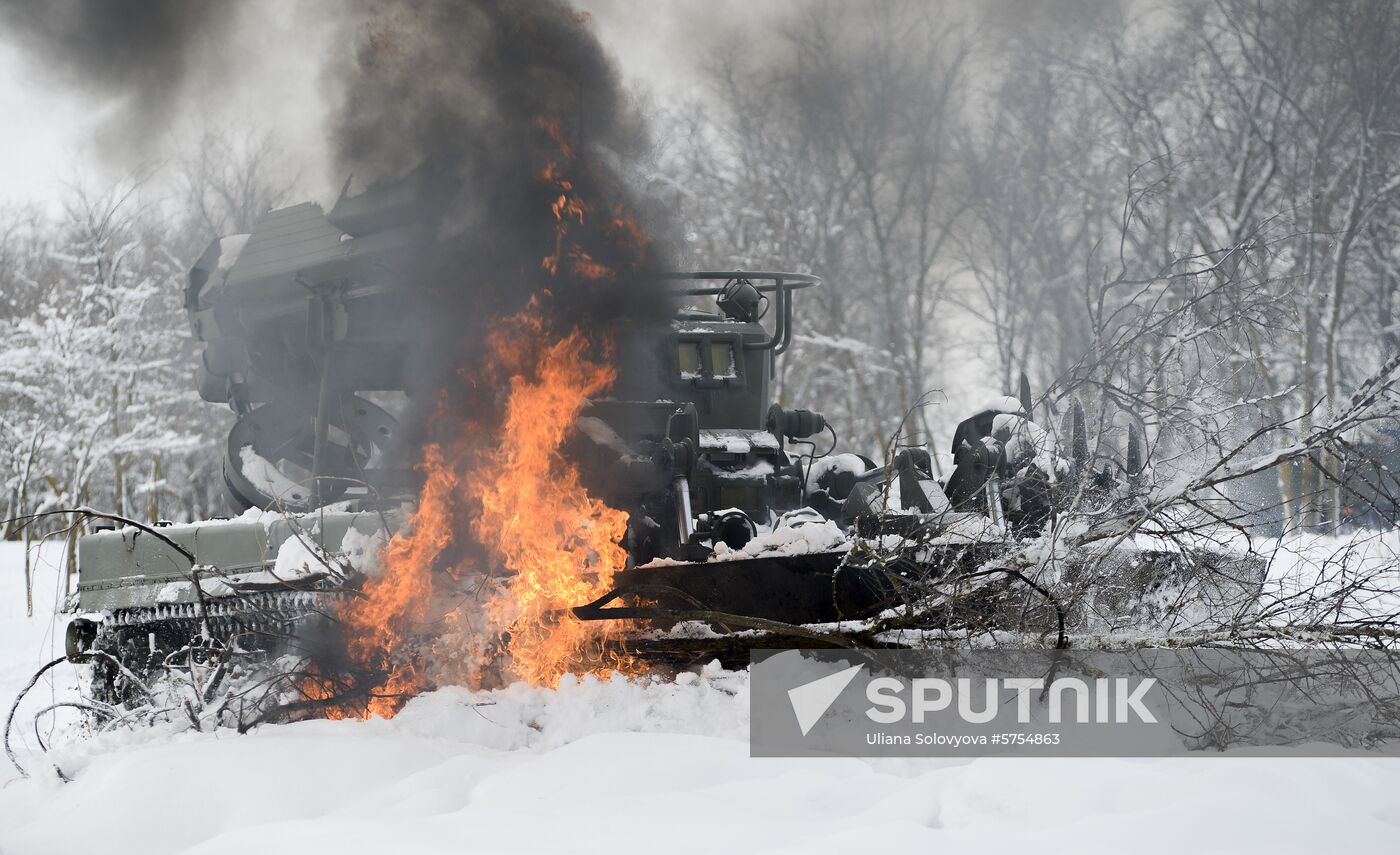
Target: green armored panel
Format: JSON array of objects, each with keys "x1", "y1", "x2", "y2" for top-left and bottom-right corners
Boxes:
[
  {"x1": 665, "y1": 317, "x2": 772, "y2": 429},
  {"x1": 76, "y1": 511, "x2": 388, "y2": 613}
]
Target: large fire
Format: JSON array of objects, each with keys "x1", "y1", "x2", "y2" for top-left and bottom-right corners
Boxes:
[
  {"x1": 328, "y1": 113, "x2": 646, "y2": 717},
  {"x1": 471, "y1": 314, "x2": 632, "y2": 686},
  {"x1": 336, "y1": 443, "x2": 455, "y2": 718}
]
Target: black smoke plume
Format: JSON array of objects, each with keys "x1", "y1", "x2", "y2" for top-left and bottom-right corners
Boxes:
[
  {"x1": 0, "y1": 0, "x2": 675, "y2": 443},
  {"x1": 0, "y1": 0, "x2": 242, "y2": 157},
  {"x1": 326, "y1": 0, "x2": 676, "y2": 438}
]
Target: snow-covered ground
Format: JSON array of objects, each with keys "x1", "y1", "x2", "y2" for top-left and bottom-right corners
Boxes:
[
  {"x1": 4, "y1": 540, "x2": 1400, "y2": 854},
  {"x1": 0, "y1": 540, "x2": 80, "y2": 763}
]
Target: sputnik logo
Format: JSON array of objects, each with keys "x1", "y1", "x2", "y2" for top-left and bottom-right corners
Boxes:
[{"x1": 787, "y1": 664, "x2": 863, "y2": 736}]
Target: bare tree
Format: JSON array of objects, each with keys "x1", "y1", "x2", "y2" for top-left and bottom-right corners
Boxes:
[
  {"x1": 662, "y1": 0, "x2": 970, "y2": 456},
  {"x1": 172, "y1": 125, "x2": 297, "y2": 257}
]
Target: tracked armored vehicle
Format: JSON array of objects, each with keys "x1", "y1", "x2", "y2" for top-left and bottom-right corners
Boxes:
[
  {"x1": 67, "y1": 192, "x2": 1266, "y2": 694},
  {"x1": 67, "y1": 191, "x2": 428, "y2": 700}
]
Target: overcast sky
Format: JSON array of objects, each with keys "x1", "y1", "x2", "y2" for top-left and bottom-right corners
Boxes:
[{"x1": 0, "y1": 0, "x2": 792, "y2": 210}]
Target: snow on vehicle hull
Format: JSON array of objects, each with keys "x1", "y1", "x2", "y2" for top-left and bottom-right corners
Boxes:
[{"x1": 68, "y1": 510, "x2": 388, "y2": 704}]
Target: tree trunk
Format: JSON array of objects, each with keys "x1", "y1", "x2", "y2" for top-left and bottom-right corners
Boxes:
[
  {"x1": 1298, "y1": 318, "x2": 1321, "y2": 532},
  {"x1": 1322, "y1": 144, "x2": 1368, "y2": 531},
  {"x1": 1279, "y1": 455, "x2": 1299, "y2": 538},
  {"x1": 111, "y1": 382, "x2": 125, "y2": 518},
  {"x1": 149, "y1": 455, "x2": 161, "y2": 523},
  {"x1": 65, "y1": 513, "x2": 77, "y2": 600},
  {"x1": 23, "y1": 521, "x2": 33, "y2": 618}
]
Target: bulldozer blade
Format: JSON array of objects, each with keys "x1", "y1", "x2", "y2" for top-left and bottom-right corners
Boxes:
[
  {"x1": 576, "y1": 536, "x2": 1014, "y2": 630},
  {"x1": 574, "y1": 551, "x2": 893, "y2": 626},
  {"x1": 574, "y1": 535, "x2": 1267, "y2": 645},
  {"x1": 595, "y1": 541, "x2": 1269, "y2": 670}
]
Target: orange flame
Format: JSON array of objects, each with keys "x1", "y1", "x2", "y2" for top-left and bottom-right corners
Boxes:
[
  {"x1": 338, "y1": 442, "x2": 458, "y2": 717},
  {"x1": 338, "y1": 310, "x2": 631, "y2": 701},
  {"x1": 470, "y1": 315, "x2": 632, "y2": 685},
  {"x1": 325, "y1": 112, "x2": 646, "y2": 716}
]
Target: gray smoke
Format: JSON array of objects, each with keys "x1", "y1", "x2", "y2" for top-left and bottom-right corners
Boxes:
[
  {"x1": 0, "y1": 0, "x2": 675, "y2": 419},
  {"x1": 0, "y1": 0, "x2": 243, "y2": 156},
  {"x1": 326, "y1": 0, "x2": 676, "y2": 427},
  {"x1": 330, "y1": 1, "x2": 650, "y2": 223}
]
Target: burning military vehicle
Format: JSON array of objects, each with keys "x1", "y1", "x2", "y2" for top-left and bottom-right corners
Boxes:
[{"x1": 57, "y1": 184, "x2": 1265, "y2": 717}]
